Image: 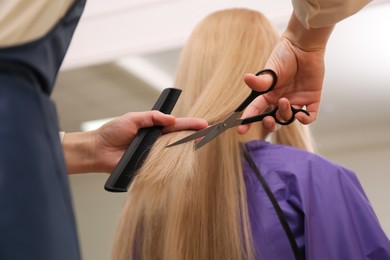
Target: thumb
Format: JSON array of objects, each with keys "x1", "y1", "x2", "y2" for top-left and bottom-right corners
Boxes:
[{"x1": 244, "y1": 72, "x2": 274, "y2": 93}]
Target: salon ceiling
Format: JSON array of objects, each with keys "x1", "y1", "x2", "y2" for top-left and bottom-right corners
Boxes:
[{"x1": 53, "y1": 0, "x2": 390, "y2": 153}]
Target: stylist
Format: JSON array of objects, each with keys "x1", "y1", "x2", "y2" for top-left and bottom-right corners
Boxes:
[
  {"x1": 0, "y1": 1, "x2": 205, "y2": 259},
  {"x1": 239, "y1": 0, "x2": 371, "y2": 133}
]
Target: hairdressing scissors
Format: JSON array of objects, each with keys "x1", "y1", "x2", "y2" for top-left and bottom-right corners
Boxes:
[{"x1": 167, "y1": 69, "x2": 310, "y2": 150}]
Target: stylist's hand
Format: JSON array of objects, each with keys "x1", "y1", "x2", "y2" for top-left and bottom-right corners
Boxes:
[
  {"x1": 63, "y1": 111, "x2": 207, "y2": 174},
  {"x1": 238, "y1": 13, "x2": 334, "y2": 134}
]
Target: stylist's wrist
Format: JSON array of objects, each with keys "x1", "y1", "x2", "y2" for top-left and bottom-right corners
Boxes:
[
  {"x1": 63, "y1": 131, "x2": 96, "y2": 174},
  {"x1": 283, "y1": 12, "x2": 334, "y2": 51}
]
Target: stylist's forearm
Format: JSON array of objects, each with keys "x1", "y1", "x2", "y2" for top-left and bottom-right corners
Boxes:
[
  {"x1": 63, "y1": 132, "x2": 96, "y2": 174},
  {"x1": 283, "y1": 12, "x2": 334, "y2": 51}
]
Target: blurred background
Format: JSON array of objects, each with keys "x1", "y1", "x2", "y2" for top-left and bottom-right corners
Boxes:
[{"x1": 52, "y1": 0, "x2": 390, "y2": 259}]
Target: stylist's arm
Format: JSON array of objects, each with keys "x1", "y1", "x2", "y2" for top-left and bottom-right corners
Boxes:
[
  {"x1": 62, "y1": 111, "x2": 207, "y2": 174},
  {"x1": 239, "y1": 0, "x2": 371, "y2": 133},
  {"x1": 239, "y1": 12, "x2": 333, "y2": 133}
]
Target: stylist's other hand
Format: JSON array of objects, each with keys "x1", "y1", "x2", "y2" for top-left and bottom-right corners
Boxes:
[
  {"x1": 95, "y1": 111, "x2": 207, "y2": 172},
  {"x1": 64, "y1": 111, "x2": 207, "y2": 174},
  {"x1": 238, "y1": 13, "x2": 334, "y2": 134}
]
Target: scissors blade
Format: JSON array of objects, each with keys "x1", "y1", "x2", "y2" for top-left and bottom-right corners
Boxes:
[
  {"x1": 194, "y1": 123, "x2": 224, "y2": 150},
  {"x1": 166, "y1": 124, "x2": 218, "y2": 147},
  {"x1": 195, "y1": 112, "x2": 242, "y2": 149}
]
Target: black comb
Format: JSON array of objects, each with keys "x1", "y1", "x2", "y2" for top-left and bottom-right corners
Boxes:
[{"x1": 104, "y1": 88, "x2": 181, "y2": 192}]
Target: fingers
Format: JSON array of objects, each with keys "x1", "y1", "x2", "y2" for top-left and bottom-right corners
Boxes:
[
  {"x1": 262, "y1": 116, "x2": 277, "y2": 133},
  {"x1": 295, "y1": 102, "x2": 319, "y2": 124},
  {"x1": 237, "y1": 94, "x2": 270, "y2": 134},
  {"x1": 237, "y1": 96, "x2": 317, "y2": 135},
  {"x1": 237, "y1": 124, "x2": 250, "y2": 134},
  {"x1": 126, "y1": 111, "x2": 175, "y2": 130},
  {"x1": 239, "y1": 72, "x2": 277, "y2": 134},
  {"x1": 162, "y1": 117, "x2": 208, "y2": 134},
  {"x1": 270, "y1": 98, "x2": 318, "y2": 126},
  {"x1": 128, "y1": 111, "x2": 208, "y2": 133},
  {"x1": 276, "y1": 98, "x2": 292, "y2": 122}
]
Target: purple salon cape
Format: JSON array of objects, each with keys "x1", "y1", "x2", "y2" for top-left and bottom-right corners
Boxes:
[{"x1": 243, "y1": 140, "x2": 390, "y2": 260}]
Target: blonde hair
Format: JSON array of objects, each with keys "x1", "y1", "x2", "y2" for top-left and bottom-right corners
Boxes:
[{"x1": 112, "y1": 8, "x2": 315, "y2": 260}]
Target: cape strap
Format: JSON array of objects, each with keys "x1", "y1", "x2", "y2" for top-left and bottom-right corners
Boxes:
[{"x1": 243, "y1": 147, "x2": 303, "y2": 260}]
